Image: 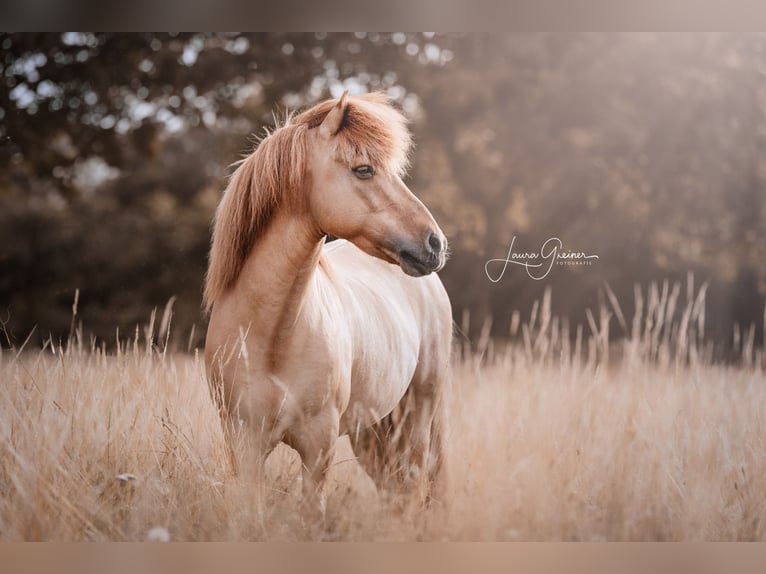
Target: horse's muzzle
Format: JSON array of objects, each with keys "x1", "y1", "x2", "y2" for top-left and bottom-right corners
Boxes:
[{"x1": 397, "y1": 232, "x2": 448, "y2": 277}]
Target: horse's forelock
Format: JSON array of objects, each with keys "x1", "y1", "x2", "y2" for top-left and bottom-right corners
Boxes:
[{"x1": 298, "y1": 92, "x2": 412, "y2": 176}]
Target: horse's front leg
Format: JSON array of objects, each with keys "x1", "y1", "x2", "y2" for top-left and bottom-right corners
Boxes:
[
  {"x1": 423, "y1": 393, "x2": 448, "y2": 506},
  {"x1": 393, "y1": 389, "x2": 448, "y2": 505},
  {"x1": 285, "y1": 408, "x2": 340, "y2": 512},
  {"x1": 348, "y1": 380, "x2": 449, "y2": 507}
]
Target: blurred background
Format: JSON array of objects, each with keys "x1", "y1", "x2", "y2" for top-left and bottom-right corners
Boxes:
[{"x1": 1, "y1": 33, "x2": 765, "y2": 353}]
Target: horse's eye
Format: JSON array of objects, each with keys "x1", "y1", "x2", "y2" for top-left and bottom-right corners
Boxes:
[{"x1": 352, "y1": 165, "x2": 375, "y2": 179}]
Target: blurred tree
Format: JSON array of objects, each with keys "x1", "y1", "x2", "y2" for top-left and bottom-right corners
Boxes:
[{"x1": 402, "y1": 34, "x2": 766, "y2": 346}]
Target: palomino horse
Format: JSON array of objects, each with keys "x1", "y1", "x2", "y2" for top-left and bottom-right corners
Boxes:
[{"x1": 204, "y1": 91, "x2": 451, "y2": 506}]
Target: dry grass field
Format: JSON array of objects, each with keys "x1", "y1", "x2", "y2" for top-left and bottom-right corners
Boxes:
[{"x1": 1, "y1": 281, "x2": 766, "y2": 541}]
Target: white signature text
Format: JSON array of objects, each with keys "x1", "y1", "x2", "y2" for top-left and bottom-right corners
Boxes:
[{"x1": 485, "y1": 236, "x2": 599, "y2": 282}]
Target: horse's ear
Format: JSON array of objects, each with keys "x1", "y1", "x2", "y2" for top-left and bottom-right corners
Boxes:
[{"x1": 319, "y1": 90, "x2": 349, "y2": 139}]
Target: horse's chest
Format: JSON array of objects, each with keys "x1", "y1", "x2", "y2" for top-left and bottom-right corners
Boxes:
[{"x1": 340, "y1": 328, "x2": 419, "y2": 431}]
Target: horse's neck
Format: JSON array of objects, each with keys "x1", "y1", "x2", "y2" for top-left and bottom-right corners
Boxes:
[{"x1": 236, "y1": 209, "x2": 324, "y2": 366}]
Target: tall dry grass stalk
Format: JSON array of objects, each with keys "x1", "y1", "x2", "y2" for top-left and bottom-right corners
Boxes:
[{"x1": 1, "y1": 279, "x2": 765, "y2": 540}]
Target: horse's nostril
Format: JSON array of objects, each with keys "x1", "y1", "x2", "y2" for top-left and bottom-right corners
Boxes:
[{"x1": 427, "y1": 232, "x2": 442, "y2": 253}]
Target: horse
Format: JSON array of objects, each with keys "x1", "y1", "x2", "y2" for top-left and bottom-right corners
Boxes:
[{"x1": 203, "y1": 91, "x2": 452, "y2": 508}]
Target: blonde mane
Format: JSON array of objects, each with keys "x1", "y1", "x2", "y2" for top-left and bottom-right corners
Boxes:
[{"x1": 203, "y1": 92, "x2": 412, "y2": 310}]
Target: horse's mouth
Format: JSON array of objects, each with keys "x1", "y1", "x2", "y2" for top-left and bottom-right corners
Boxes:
[
  {"x1": 398, "y1": 250, "x2": 440, "y2": 277},
  {"x1": 375, "y1": 244, "x2": 444, "y2": 277}
]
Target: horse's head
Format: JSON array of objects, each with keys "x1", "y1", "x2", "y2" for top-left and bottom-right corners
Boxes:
[{"x1": 304, "y1": 92, "x2": 447, "y2": 277}]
